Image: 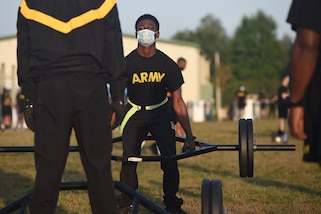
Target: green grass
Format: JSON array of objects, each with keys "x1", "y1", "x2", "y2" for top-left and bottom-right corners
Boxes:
[{"x1": 1, "y1": 119, "x2": 321, "y2": 213}]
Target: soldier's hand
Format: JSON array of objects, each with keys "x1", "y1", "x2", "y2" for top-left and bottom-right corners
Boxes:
[
  {"x1": 182, "y1": 136, "x2": 196, "y2": 153},
  {"x1": 24, "y1": 99, "x2": 35, "y2": 132},
  {"x1": 110, "y1": 100, "x2": 124, "y2": 130}
]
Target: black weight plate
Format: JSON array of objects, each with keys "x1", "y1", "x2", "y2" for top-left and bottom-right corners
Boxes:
[
  {"x1": 210, "y1": 179, "x2": 224, "y2": 214},
  {"x1": 201, "y1": 179, "x2": 211, "y2": 214},
  {"x1": 239, "y1": 119, "x2": 248, "y2": 177},
  {"x1": 247, "y1": 119, "x2": 254, "y2": 177}
]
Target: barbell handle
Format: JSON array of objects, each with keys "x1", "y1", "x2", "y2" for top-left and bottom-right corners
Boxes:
[
  {"x1": 211, "y1": 144, "x2": 295, "y2": 151},
  {"x1": 254, "y1": 144, "x2": 296, "y2": 151},
  {"x1": 0, "y1": 144, "x2": 296, "y2": 153}
]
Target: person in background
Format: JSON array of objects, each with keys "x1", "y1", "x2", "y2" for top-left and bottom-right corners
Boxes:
[
  {"x1": 287, "y1": 0, "x2": 321, "y2": 165},
  {"x1": 17, "y1": 0, "x2": 126, "y2": 213},
  {"x1": 268, "y1": 92, "x2": 277, "y2": 119},
  {"x1": 177, "y1": 57, "x2": 187, "y2": 71},
  {"x1": 174, "y1": 57, "x2": 187, "y2": 138},
  {"x1": 144, "y1": 59, "x2": 188, "y2": 154},
  {"x1": 151, "y1": 57, "x2": 187, "y2": 153},
  {"x1": 1, "y1": 87, "x2": 12, "y2": 130},
  {"x1": 15, "y1": 89, "x2": 26, "y2": 130},
  {"x1": 118, "y1": 14, "x2": 194, "y2": 214},
  {"x1": 258, "y1": 89, "x2": 267, "y2": 119},
  {"x1": 272, "y1": 75, "x2": 290, "y2": 143},
  {"x1": 235, "y1": 85, "x2": 247, "y2": 119}
]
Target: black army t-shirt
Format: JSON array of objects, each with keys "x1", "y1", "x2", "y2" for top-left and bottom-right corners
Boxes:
[{"x1": 125, "y1": 49, "x2": 184, "y2": 106}]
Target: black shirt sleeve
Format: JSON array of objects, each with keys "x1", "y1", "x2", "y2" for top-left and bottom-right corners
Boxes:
[
  {"x1": 287, "y1": 0, "x2": 321, "y2": 34},
  {"x1": 103, "y1": 5, "x2": 127, "y2": 101}
]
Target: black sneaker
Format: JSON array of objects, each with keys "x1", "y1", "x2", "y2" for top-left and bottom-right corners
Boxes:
[
  {"x1": 163, "y1": 195, "x2": 185, "y2": 213},
  {"x1": 119, "y1": 205, "x2": 132, "y2": 214},
  {"x1": 165, "y1": 207, "x2": 187, "y2": 214},
  {"x1": 163, "y1": 195, "x2": 183, "y2": 206}
]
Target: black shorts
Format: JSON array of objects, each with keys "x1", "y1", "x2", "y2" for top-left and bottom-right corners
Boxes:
[
  {"x1": 1, "y1": 106, "x2": 12, "y2": 116},
  {"x1": 18, "y1": 103, "x2": 26, "y2": 113},
  {"x1": 278, "y1": 103, "x2": 288, "y2": 119},
  {"x1": 238, "y1": 102, "x2": 246, "y2": 109}
]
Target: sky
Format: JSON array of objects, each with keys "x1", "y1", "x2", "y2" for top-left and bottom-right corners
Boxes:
[{"x1": 0, "y1": 0, "x2": 295, "y2": 40}]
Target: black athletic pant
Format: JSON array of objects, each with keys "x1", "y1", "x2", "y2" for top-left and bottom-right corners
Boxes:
[
  {"x1": 28, "y1": 75, "x2": 118, "y2": 214},
  {"x1": 303, "y1": 68, "x2": 321, "y2": 162},
  {"x1": 119, "y1": 105, "x2": 180, "y2": 208}
]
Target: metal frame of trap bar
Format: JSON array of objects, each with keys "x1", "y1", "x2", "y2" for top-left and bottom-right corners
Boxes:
[
  {"x1": 0, "y1": 181, "x2": 169, "y2": 214},
  {"x1": 0, "y1": 119, "x2": 296, "y2": 214}
]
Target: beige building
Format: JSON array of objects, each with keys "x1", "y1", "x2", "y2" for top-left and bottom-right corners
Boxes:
[
  {"x1": 0, "y1": 34, "x2": 213, "y2": 121},
  {"x1": 0, "y1": 36, "x2": 18, "y2": 100}
]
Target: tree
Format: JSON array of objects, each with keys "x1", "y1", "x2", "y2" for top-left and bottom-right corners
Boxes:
[
  {"x1": 224, "y1": 10, "x2": 290, "y2": 105},
  {"x1": 172, "y1": 14, "x2": 229, "y2": 70},
  {"x1": 171, "y1": 12, "x2": 292, "y2": 107},
  {"x1": 173, "y1": 15, "x2": 231, "y2": 120}
]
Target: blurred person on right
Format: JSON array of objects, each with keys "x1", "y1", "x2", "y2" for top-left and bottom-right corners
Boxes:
[
  {"x1": 287, "y1": 0, "x2": 321, "y2": 165},
  {"x1": 272, "y1": 75, "x2": 290, "y2": 144}
]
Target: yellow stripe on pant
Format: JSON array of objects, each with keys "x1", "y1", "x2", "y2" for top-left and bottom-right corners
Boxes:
[{"x1": 19, "y1": 0, "x2": 116, "y2": 34}]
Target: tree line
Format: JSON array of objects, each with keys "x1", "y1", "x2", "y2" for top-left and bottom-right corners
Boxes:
[{"x1": 172, "y1": 10, "x2": 293, "y2": 106}]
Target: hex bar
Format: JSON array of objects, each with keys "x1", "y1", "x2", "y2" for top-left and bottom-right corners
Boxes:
[
  {"x1": 114, "y1": 181, "x2": 168, "y2": 214},
  {"x1": 0, "y1": 193, "x2": 31, "y2": 213},
  {"x1": 0, "y1": 136, "x2": 295, "y2": 164},
  {"x1": 0, "y1": 144, "x2": 295, "y2": 154},
  {"x1": 0, "y1": 181, "x2": 168, "y2": 214},
  {"x1": 0, "y1": 146, "x2": 79, "y2": 153},
  {"x1": 112, "y1": 145, "x2": 218, "y2": 162}
]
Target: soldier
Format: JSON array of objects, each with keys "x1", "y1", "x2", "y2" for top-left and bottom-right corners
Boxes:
[
  {"x1": 118, "y1": 14, "x2": 194, "y2": 214},
  {"x1": 17, "y1": 0, "x2": 126, "y2": 213}
]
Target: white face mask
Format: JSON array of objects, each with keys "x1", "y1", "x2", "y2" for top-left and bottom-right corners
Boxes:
[{"x1": 137, "y1": 29, "x2": 156, "y2": 46}]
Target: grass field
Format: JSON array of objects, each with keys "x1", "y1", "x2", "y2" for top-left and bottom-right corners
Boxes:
[{"x1": 1, "y1": 119, "x2": 321, "y2": 214}]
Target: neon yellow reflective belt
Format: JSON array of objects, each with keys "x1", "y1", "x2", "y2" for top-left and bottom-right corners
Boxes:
[{"x1": 119, "y1": 97, "x2": 168, "y2": 133}]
